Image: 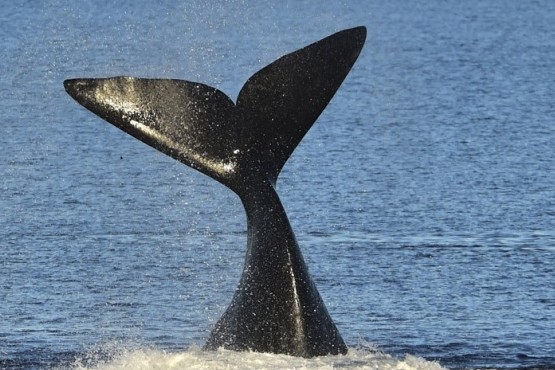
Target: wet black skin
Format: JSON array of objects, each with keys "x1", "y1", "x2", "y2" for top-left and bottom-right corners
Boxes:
[{"x1": 64, "y1": 26, "x2": 366, "y2": 357}]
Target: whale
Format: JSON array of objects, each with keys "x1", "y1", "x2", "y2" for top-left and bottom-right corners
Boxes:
[{"x1": 64, "y1": 26, "x2": 366, "y2": 357}]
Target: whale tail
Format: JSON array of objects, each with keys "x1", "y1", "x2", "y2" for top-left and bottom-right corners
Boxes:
[
  {"x1": 64, "y1": 26, "x2": 366, "y2": 357},
  {"x1": 63, "y1": 26, "x2": 366, "y2": 193}
]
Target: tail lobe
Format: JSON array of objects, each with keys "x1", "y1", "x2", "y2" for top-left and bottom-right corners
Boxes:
[{"x1": 63, "y1": 27, "x2": 366, "y2": 192}]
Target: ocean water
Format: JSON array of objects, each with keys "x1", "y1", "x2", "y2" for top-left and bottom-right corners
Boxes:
[{"x1": 1, "y1": 1, "x2": 554, "y2": 369}]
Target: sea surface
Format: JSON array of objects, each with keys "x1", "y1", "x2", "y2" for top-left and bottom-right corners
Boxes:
[{"x1": 1, "y1": 1, "x2": 554, "y2": 369}]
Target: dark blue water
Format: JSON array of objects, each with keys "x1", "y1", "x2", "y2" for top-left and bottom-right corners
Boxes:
[{"x1": 1, "y1": 1, "x2": 554, "y2": 369}]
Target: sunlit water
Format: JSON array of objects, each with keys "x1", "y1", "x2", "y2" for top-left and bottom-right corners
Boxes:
[{"x1": 1, "y1": 1, "x2": 554, "y2": 369}]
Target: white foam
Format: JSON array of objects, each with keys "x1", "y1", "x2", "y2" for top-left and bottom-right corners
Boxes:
[{"x1": 68, "y1": 345, "x2": 447, "y2": 370}]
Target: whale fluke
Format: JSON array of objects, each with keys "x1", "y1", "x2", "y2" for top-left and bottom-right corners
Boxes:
[{"x1": 64, "y1": 26, "x2": 366, "y2": 357}]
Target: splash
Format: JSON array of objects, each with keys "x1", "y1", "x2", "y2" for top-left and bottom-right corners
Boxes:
[{"x1": 66, "y1": 345, "x2": 446, "y2": 370}]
